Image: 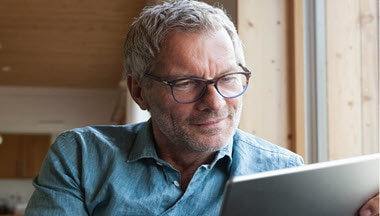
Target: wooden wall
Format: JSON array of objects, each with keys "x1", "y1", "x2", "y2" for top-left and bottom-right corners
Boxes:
[
  {"x1": 237, "y1": 0, "x2": 379, "y2": 161},
  {"x1": 0, "y1": 0, "x2": 145, "y2": 89},
  {"x1": 238, "y1": 0, "x2": 293, "y2": 150},
  {"x1": 326, "y1": 0, "x2": 379, "y2": 159}
]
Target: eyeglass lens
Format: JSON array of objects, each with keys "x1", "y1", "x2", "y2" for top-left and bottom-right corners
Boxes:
[{"x1": 172, "y1": 73, "x2": 249, "y2": 103}]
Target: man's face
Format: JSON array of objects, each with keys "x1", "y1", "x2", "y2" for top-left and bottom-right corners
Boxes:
[{"x1": 144, "y1": 29, "x2": 243, "y2": 152}]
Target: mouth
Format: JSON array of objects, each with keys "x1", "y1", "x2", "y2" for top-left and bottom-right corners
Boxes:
[
  {"x1": 195, "y1": 118, "x2": 224, "y2": 126},
  {"x1": 191, "y1": 118, "x2": 227, "y2": 132},
  {"x1": 188, "y1": 111, "x2": 231, "y2": 131}
]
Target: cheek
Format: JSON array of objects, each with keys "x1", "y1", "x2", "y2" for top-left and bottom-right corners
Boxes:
[
  {"x1": 227, "y1": 96, "x2": 242, "y2": 110},
  {"x1": 229, "y1": 98, "x2": 243, "y2": 121},
  {"x1": 146, "y1": 87, "x2": 191, "y2": 117},
  {"x1": 145, "y1": 86, "x2": 171, "y2": 108}
]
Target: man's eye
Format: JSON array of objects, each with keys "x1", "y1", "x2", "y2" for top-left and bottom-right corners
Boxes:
[
  {"x1": 174, "y1": 79, "x2": 197, "y2": 88},
  {"x1": 220, "y1": 75, "x2": 237, "y2": 83}
]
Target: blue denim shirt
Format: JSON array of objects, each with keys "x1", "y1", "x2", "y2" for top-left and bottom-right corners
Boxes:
[{"x1": 25, "y1": 121, "x2": 303, "y2": 216}]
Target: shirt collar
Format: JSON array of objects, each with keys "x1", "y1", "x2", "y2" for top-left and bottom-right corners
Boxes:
[
  {"x1": 211, "y1": 139, "x2": 233, "y2": 168},
  {"x1": 127, "y1": 120, "x2": 159, "y2": 162}
]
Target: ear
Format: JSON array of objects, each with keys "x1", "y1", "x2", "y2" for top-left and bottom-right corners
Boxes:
[{"x1": 127, "y1": 75, "x2": 149, "y2": 110}]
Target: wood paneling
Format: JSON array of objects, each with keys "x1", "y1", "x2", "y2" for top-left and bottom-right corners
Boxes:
[
  {"x1": 326, "y1": 0, "x2": 363, "y2": 158},
  {"x1": 290, "y1": 0, "x2": 306, "y2": 158},
  {"x1": 0, "y1": 135, "x2": 22, "y2": 177},
  {"x1": 0, "y1": 0, "x2": 146, "y2": 89},
  {"x1": 0, "y1": 133, "x2": 51, "y2": 178},
  {"x1": 359, "y1": 0, "x2": 379, "y2": 155},
  {"x1": 238, "y1": 0, "x2": 291, "y2": 149},
  {"x1": 238, "y1": 0, "x2": 378, "y2": 160},
  {"x1": 326, "y1": 0, "x2": 379, "y2": 159}
]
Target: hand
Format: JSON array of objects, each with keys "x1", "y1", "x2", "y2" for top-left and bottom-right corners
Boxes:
[{"x1": 357, "y1": 194, "x2": 379, "y2": 216}]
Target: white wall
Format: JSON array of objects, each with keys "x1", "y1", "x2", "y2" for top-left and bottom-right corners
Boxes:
[
  {"x1": 0, "y1": 86, "x2": 118, "y2": 134},
  {"x1": 0, "y1": 179, "x2": 34, "y2": 207}
]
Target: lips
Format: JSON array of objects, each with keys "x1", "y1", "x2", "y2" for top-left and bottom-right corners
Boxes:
[{"x1": 195, "y1": 118, "x2": 224, "y2": 126}]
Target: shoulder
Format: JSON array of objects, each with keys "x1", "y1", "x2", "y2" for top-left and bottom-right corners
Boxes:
[
  {"x1": 231, "y1": 129, "x2": 304, "y2": 175},
  {"x1": 41, "y1": 122, "x2": 150, "y2": 179},
  {"x1": 51, "y1": 122, "x2": 147, "y2": 156},
  {"x1": 61, "y1": 122, "x2": 144, "y2": 139}
]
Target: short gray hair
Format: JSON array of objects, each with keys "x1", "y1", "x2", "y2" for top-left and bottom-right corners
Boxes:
[{"x1": 123, "y1": 0, "x2": 245, "y2": 80}]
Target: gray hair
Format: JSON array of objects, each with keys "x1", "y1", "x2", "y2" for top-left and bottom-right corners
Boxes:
[{"x1": 123, "y1": 0, "x2": 245, "y2": 80}]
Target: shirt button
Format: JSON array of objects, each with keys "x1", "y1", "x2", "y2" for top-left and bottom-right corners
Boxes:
[
  {"x1": 173, "y1": 180, "x2": 180, "y2": 187},
  {"x1": 202, "y1": 164, "x2": 211, "y2": 169}
]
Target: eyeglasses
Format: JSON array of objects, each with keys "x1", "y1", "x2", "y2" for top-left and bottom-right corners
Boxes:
[{"x1": 144, "y1": 64, "x2": 252, "y2": 104}]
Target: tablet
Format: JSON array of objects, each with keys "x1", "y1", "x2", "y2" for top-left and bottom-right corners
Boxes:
[{"x1": 220, "y1": 153, "x2": 380, "y2": 216}]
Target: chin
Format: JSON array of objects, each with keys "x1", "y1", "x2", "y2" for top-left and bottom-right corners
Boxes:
[
  {"x1": 190, "y1": 144, "x2": 226, "y2": 153},
  {"x1": 192, "y1": 135, "x2": 231, "y2": 152}
]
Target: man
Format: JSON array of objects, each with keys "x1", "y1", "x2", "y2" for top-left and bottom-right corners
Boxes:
[{"x1": 26, "y1": 1, "x2": 378, "y2": 215}]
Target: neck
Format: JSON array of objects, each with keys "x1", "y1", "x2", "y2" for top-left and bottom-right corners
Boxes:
[
  {"x1": 157, "y1": 143, "x2": 217, "y2": 191},
  {"x1": 160, "y1": 147, "x2": 216, "y2": 170},
  {"x1": 150, "y1": 120, "x2": 219, "y2": 191}
]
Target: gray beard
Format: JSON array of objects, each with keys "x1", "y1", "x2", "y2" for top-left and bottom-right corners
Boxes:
[{"x1": 152, "y1": 108, "x2": 240, "y2": 152}]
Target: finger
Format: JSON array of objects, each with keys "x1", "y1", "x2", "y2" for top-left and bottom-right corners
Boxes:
[{"x1": 358, "y1": 194, "x2": 379, "y2": 216}]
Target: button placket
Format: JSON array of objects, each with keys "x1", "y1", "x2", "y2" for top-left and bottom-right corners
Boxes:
[{"x1": 156, "y1": 160, "x2": 182, "y2": 189}]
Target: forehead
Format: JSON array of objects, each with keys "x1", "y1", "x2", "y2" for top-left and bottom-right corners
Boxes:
[{"x1": 156, "y1": 29, "x2": 237, "y2": 76}]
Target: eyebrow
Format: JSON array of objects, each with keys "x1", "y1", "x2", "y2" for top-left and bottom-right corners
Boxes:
[{"x1": 164, "y1": 65, "x2": 240, "y2": 80}]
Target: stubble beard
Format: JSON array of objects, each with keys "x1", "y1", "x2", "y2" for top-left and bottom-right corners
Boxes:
[{"x1": 150, "y1": 104, "x2": 242, "y2": 153}]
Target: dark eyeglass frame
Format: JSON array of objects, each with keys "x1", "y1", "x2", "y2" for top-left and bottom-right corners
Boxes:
[{"x1": 144, "y1": 64, "x2": 252, "y2": 104}]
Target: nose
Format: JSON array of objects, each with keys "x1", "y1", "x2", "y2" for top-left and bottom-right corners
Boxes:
[{"x1": 196, "y1": 84, "x2": 225, "y2": 110}]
